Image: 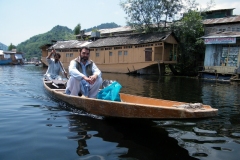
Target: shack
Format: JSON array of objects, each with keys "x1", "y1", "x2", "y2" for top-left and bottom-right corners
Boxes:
[
  {"x1": 200, "y1": 31, "x2": 240, "y2": 81},
  {"x1": 0, "y1": 50, "x2": 24, "y2": 65}
]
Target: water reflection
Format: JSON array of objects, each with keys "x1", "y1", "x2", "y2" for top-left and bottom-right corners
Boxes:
[
  {"x1": 102, "y1": 73, "x2": 204, "y2": 103},
  {"x1": 65, "y1": 115, "x2": 198, "y2": 160},
  {"x1": 1, "y1": 65, "x2": 240, "y2": 160},
  {"x1": 52, "y1": 72, "x2": 240, "y2": 160}
]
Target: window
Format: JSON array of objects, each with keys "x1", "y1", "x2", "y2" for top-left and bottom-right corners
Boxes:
[
  {"x1": 109, "y1": 52, "x2": 112, "y2": 56},
  {"x1": 96, "y1": 53, "x2": 99, "y2": 57},
  {"x1": 124, "y1": 51, "x2": 128, "y2": 55},
  {"x1": 124, "y1": 45, "x2": 132, "y2": 49},
  {"x1": 105, "y1": 47, "x2": 112, "y2": 50},
  {"x1": 118, "y1": 51, "x2": 122, "y2": 56},
  {"x1": 114, "y1": 46, "x2": 122, "y2": 50},
  {"x1": 66, "y1": 53, "x2": 73, "y2": 57},
  {"x1": 145, "y1": 48, "x2": 152, "y2": 61}
]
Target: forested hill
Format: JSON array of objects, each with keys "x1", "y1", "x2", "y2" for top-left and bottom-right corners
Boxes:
[
  {"x1": 17, "y1": 22, "x2": 121, "y2": 60},
  {"x1": 17, "y1": 25, "x2": 75, "y2": 60}
]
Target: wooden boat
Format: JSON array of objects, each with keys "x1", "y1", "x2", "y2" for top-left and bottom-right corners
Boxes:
[{"x1": 43, "y1": 79, "x2": 218, "y2": 119}]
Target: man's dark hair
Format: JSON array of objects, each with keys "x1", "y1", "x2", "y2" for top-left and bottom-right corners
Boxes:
[
  {"x1": 80, "y1": 46, "x2": 90, "y2": 53},
  {"x1": 54, "y1": 53, "x2": 61, "y2": 58}
]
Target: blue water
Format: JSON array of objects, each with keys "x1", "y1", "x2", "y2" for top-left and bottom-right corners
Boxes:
[{"x1": 0, "y1": 65, "x2": 240, "y2": 160}]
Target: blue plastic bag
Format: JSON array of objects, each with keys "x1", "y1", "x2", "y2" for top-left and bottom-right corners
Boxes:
[{"x1": 97, "y1": 81, "x2": 122, "y2": 101}]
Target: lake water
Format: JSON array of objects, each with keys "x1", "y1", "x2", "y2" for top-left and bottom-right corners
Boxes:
[{"x1": 0, "y1": 65, "x2": 240, "y2": 160}]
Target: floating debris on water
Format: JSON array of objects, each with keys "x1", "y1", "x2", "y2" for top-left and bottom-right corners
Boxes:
[{"x1": 174, "y1": 103, "x2": 203, "y2": 109}]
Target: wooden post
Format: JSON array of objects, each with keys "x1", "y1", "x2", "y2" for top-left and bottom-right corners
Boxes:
[
  {"x1": 158, "y1": 60, "x2": 161, "y2": 76},
  {"x1": 162, "y1": 43, "x2": 164, "y2": 62}
]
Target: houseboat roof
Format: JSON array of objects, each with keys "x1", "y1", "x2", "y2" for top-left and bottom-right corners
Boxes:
[
  {"x1": 84, "y1": 26, "x2": 134, "y2": 36},
  {"x1": 50, "y1": 40, "x2": 92, "y2": 50},
  {"x1": 39, "y1": 43, "x2": 52, "y2": 49},
  {"x1": 3, "y1": 51, "x2": 19, "y2": 54},
  {"x1": 204, "y1": 8, "x2": 235, "y2": 13},
  {"x1": 201, "y1": 31, "x2": 240, "y2": 38},
  {"x1": 87, "y1": 31, "x2": 173, "y2": 48},
  {"x1": 203, "y1": 15, "x2": 240, "y2": 25}
]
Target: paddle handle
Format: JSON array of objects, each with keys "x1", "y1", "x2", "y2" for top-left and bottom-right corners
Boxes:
[{"x1": 59, "y1": 61, "x2": 69, "y2": 79}]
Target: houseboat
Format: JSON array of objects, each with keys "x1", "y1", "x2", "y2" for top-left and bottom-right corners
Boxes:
[
  {"x1": 41, "y1": 31, "x2": 178, "y2": 75},
  {"x1": 199, "y1": 31, "x2": 240, "y2": 81},
  {"x1": 0, "y1": 50, "x2": 12, "y2": 65},
  {"x1": 199, "y1": 8, "x2": 240, "y2": 81},
  {"x1": 0, "y1": 49, "x2": 24, "y2": 65}
]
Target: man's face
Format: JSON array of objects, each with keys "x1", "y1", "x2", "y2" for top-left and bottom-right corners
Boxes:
[
  {"x1": 80, "y1": 48, "x2": 90, "y2": 62},
  {"x1": 54, "y1": 54, "x2": 60, "y2": 61}
]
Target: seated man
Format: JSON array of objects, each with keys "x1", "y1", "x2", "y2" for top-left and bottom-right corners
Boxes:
[
  {"x1": 44, "y1": 49, "x2": 67, "y2": 80},
  {"x1": 65, "y1": 46, "x2": 102, "y2": 98}
]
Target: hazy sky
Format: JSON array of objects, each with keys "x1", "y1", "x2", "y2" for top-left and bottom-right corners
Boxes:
[{"x1": 0, "y1": 0, "x2": 240, "y2": 46}]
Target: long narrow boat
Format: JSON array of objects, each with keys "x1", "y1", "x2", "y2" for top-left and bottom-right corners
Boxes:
[{"x1": 43, "y1": 79, "x2": 218, "y2": 119}]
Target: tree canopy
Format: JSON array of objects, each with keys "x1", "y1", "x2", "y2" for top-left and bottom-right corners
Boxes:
[
  {"x1": 169, "y1": 0, "x2": 215, "y2": 75},
  {"x1": 8, "y1": 43, "x2": 16, "y2": 51},
  {"x1": 120, "y1": 0, "x2": 182, "y2": 32},
  {"x1": 74, "y1": 23, "x2": 81, "y2": 35},
  {"x1": 171, "y1": 10, "x2": 205, "y2": 75}
]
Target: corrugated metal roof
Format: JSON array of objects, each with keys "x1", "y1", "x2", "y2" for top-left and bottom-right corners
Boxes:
[
  {"x1": 203, "y1": 15, "x2": 240, "y2": 25},
  {"x1": 87, "y1": 32, "x2": 172, "y2": 48},
  {"x1": 84, "y1": 26, "x2": 134, "y2": 36},
  {"x1": 50, "y1": 32, "x2": 173, "y2": 49},
  {"x1": 51, "y1": 40, "x2": 92, "y2": 49},
  {"x1": 204, "y1": 8, "x2": 235, "y2": 13},
  {"x1": 201, "y1": 31, "x2": 240, "y2": 38},
  {"x1": 3, "y1": 51, "x2": 18, "y2": 54}
]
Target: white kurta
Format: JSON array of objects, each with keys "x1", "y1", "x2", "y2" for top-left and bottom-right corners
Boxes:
[
  {"x1": 65, "y1": 59, "x2": 102, "y2": 98},
  {"x1": 44, "y1": 58, "x2": 64, "y2": 80}
]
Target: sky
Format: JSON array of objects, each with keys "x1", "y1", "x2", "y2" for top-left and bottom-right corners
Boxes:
[{"x1": 0, "y1": 0, "x2": 240, "y2": 46}]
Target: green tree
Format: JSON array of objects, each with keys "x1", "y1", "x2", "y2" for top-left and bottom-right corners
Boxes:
[
  {"x1": 73, "y1": 23, "x2": 81, "y2": 35},
  {"x1": 171, "y1": 10, "x2": 205, "y2": 75},
  {"x1": 170, "y1": 0, "x2": 215, "y2": 76},
  {"x1": 120, "y1": 0, "x2": 182, "y2": 32},
  {"x1": 8, "y1": 43, "x2": 16, "y2": 51}
]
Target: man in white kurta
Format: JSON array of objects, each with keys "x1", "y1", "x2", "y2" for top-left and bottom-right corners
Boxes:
[
  {"x1": 44, "y1": 50, "x2": 67, "y2": 80},
  {"x1": 65, "y1": 47, "x2": 102, "y2": 98}
]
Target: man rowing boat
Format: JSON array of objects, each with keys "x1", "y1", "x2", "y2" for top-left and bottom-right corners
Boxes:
[{"x1": 44, "y1": 49, "x2": 68, "y2": 81}]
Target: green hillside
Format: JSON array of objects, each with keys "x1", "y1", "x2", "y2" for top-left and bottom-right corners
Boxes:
[
  {"x1": 17, "y1": 23, "x2": 121, "y2": 60},
  {"x1": 17, "y1": 25, "x2": 75, "y2": 60}
]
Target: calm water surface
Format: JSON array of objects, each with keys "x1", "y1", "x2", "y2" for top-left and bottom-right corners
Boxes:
[{"x1": 0, "y1": 65, "x2": 240, "y2": 160}]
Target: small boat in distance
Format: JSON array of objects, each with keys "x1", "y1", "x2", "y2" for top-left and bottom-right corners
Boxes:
[{"x1": 43, "y1": 79, "x2": 218, "y2": 119}]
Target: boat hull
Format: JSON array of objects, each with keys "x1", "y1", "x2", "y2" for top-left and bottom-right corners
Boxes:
[
  {"x1": 43, "y1": 80, "x2": 218, "y2": 119},
  {"x1": 0, "y1": 59, "x2": 12, "y2": 65}
]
